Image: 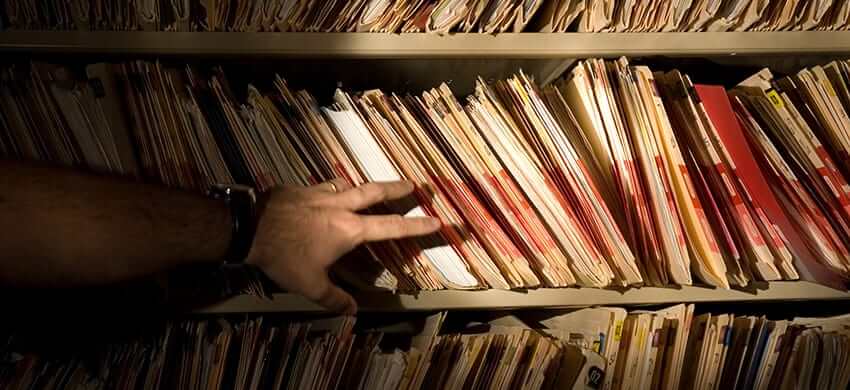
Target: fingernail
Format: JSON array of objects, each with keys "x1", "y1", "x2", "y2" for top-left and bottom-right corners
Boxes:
[{"x1": 429, "y1": 217, "x2": 442, "y2": 229}]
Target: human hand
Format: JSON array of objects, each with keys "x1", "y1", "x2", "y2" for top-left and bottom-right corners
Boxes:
[{"x1": 245, "y1": 179, "x2": 441, "y2": 314}]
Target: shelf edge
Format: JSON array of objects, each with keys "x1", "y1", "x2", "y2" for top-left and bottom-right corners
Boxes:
[
  {"x1": 193, "y1": 281, "x2": 850, "y2": 313},
  {"x1": 3, "y1": 32, "x2": 850, "y2": 57}
]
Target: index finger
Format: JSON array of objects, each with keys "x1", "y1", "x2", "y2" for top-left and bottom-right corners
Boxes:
[
  {"x1": 330, "y1": 181, "x2": 416, "y2": 211},
  {"x1": 357, "y1": 214, "x2": 442, "y2": 242}
]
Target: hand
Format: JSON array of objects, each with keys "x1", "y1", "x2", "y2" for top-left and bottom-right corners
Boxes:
[{"x1": 245, "y1": 179, "x2": 441, "y2": 314}]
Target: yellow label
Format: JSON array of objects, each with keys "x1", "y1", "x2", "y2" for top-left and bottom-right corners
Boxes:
[
  {"x1": 767, "y1": 90, "x2": 784, "y2": 108},
  {"x1": 614, "y1": 321, "x2": 624, "y2": 341}
]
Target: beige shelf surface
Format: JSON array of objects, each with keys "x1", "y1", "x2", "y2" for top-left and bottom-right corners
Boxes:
[
  {"x1": 195, "y1": 281, "x2": 850, "y2": 313},
  {"x1": 2, "y1": 31, "x2": 850, "y2": 57}
]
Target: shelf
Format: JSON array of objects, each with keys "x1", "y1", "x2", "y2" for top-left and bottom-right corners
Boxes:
[
  {"x1": 194, "y1": 281, "x2": 850, "y2": 313},
  {"x1": 2, "y1": 31, "x2": 850, "y2": 58}
]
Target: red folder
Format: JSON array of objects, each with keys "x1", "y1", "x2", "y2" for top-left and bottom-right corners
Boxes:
[{"x1": 695, "y1": 84, "x2": 847, "y2": 290}]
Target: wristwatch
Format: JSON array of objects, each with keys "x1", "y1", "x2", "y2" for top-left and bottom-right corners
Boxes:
[{"x1": 207, "y1": 184, "x2": 258, "y2": 265}]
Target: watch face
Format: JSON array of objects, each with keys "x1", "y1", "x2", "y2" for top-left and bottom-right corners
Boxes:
[{"x1": 208, "y1": 184, "x2": 256, "y2": 202}]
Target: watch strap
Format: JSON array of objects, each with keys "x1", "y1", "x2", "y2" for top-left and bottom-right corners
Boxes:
[{"x1": 208, "y1": 184, "x2": 258, "y2": 265}]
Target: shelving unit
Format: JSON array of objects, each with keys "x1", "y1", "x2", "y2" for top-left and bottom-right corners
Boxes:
[
  {"x1": 11, "y1": 15, "x2": 850, "y2": 388},
  {"x1": 2, "y1": 31, "x2": 850, "y2": 57},
  {"x1": 4, "y1": 30, "x2": 850, "y2": 314}
]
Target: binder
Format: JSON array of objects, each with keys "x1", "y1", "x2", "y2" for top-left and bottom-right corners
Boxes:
[
  {"x1": 696, "y1": 84, "x2": 798, "y2": 280},
  {"x1": 614, "y1": 60, "x2": 692, "y2": 286},
  {"x1": 658, "y1": 70, "x2": 782, "y2": 285},
  {"x1": 732, "y1": 68, "x2": 850, "y2": 288},
  {"x1": 718, "y1": 316, "x2": 757, "y2": 389},
  {"x1": 637, "y1": 71, "x2": 727, "y2": 289}
]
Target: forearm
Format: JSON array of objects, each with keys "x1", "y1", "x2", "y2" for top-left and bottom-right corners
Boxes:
[{"x1": 0, "y1": 160, "x2": 231, "y2": 287}]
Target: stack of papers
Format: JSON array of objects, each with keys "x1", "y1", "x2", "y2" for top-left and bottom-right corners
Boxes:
[
  {"x1": 556, "y1": 59, "x2": 696, "y2": 287},
  {"x1": 42, "y1": 57, "x2": 850, "y2": 291},
  {"x1": 3, "y1": 0, "x2": 848, "y2": 32},
  {"x1": 549, "y1": 57, "x2": 801, "y2": 288},
  {"x1": 577, "y1": 0, "x2": 850, "y2": 32},
  {"x1": 1, "y1": 58, "x2": 826, "y2": 291},
  {"x1": 1, "y1": 63, "x2": 139, "y2": 177},
  {"x1": 5, "y1": 307, "x2": 850, "y2": 389},
  {"x1": 654, "y1": 68, "x2": 785, "y2": 287},
  {"x1": 730, "y1": 62, "x2": 850, "y2": 288}
]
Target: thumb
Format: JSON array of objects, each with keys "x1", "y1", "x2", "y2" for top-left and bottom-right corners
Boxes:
[{"x1": 310, "y1": 276, "x2": 358, "y2": 315}]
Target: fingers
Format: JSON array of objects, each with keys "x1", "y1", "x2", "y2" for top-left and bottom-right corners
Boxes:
[
  {"x1": 309, "y1": 277, "x2": 358, "y2": 315},
  {"x1": 358, "y1": 215, "x2": 442, "y2": 242},
  {"x1": 312, "y1": 177, "x2": 353, "y2": 194},
  {"x1": 331, "y1": 181, "x2": 416, "y2": 211},
  {"x1": 293, "y1": 178, "x2": 352, "y2": 206}
]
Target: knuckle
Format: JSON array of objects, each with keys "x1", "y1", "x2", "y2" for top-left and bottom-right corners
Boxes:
[
  {"x1": 333, "y1": 213, "x2": 364, "y2": 241},
  {"x1": 351, "y1": 186, "x2": 369, "y2": 203},
  {"x1": 364, "y1": 183, "x2": 386, "y2": 201},
  {"x1": 271, "y1": 186, "x2": 299, "y2": 203},
  {"x1": 388, "y1": 214, "x2": 405, "y2": 229}
]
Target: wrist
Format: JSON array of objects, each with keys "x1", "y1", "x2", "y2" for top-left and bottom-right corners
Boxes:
[
  {"x1": 208, "y1": 184, "x2": 259, "y2": 265},
  {"x1": 245, "y1": 190, "x2": 272, "y2": 268}
]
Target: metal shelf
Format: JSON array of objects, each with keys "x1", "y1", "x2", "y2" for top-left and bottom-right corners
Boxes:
[
  {"x1": 2, "y1": 31, "x2": 850, "y2": 58},
  {"x1": 6, "y1": 31, "x2": 850, "y2": 314},
  {"x1": 194, "y1": 281, "x2": 850, "y2": 313}
]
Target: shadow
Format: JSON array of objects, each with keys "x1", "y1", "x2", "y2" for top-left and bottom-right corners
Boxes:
[
  {"x1": 736, "y1": 280, "x2": 770, "y2": 295},
  {"x1": 332, "y1": 247, "x2": 392, "y2": 292},
  {"x1": 606, "y1": 284, "x2": 633, "y2": 294},
  {"x1": 354, "y1": 290, "x2": 410, "y2": 312},
  {"x1": 0, "y1": 282, "x2": 171, "y2": 354},
  {"x1": 385, "y1": 193, "x2": 420, "y2": 216}
]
